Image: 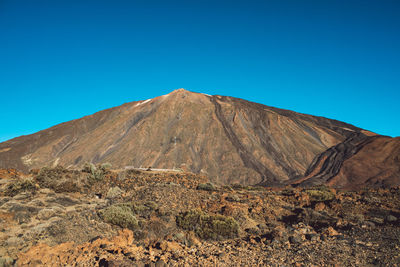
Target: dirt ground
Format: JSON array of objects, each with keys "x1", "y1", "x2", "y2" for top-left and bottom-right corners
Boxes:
[{"x1": 0, "y1": 167, "x2": 399, "y2": 266}]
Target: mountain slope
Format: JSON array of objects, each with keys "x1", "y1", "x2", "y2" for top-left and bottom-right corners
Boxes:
[
  {"x1": 294, "y1": 134, "x2": 400, "y2": 190},
  {"x1": 0, "y1": 89, "x2": 369, "y2": 185}
]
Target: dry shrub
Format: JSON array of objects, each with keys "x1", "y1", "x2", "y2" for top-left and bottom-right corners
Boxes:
[{"x1": 176, "y1": 209, "x2": 239, "y2": 240}]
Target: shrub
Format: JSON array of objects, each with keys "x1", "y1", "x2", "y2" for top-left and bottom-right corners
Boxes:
[
  {"x1": 99, "y1": 204, "x2": 138, "y2": 229},
  {"x1": 304, "y1": 186, "x2": 335, "y2": 202},
  {"x1": 176, "y1": 209, "x2": 239, "y2": 240},
  {"x1": 225, "y1": 194, "x2": 240, "y2": 202},
  {"x1": 222, "y1": 185, "x2": 233, "y2": 192},
  {"x1": 196, "y1": 182, "x2": 216, "y2": 191},
  {"x1": 35, "y1": 166, "x2": 82, "y2": 192},
  {"x1": 81, "y1": 162, "x2": 94, "y2": 173},
  {"x1": 231, "y1": 183, "x2": 244, "y2": 190},
  {"x1": 4, "y1": 178, "x2": 38, "y2": 196},
  {"x1": 130, "y1": 201, "x2": 158, "y2": 217},
  {"x1": 102, "y1": 201, "x2": 158, "y2": 219},
  {"x1": 100, "y1": 162, "x2": 112, "y2": 171},
  {"x1": 144, "y1": 201, "x2": 158, "y2": 210},
  {"x1": 82, "y1": 162, "x2": 105, "y2": 181},
  {"x1": 244, "y1": 185, "x2": 265, "y2": 191},
  {"x1": 106, "y1": 186, "x2": 123, "y2": 199},
  {"x1": 35, "y1": 166, "x2": 57, "y2": 188},
  {"x1": 281, "y1": 188, "x2": 295, "y2": 196}
]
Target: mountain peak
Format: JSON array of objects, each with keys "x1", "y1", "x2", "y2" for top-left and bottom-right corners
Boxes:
[
  {"x1": 168, "y1": 88, "x2": 192, "y2": 95},
  {"x1": 1, "y1": 89, "x2": 386, "y2": 187},
  {"x1": 172, "y1": 88, "x2": 188, "y2": 93},
  {"x1": 163, "y1": 88, "x2": 211, "y2": 101}
]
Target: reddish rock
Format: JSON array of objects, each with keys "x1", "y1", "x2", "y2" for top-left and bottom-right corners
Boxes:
[
  {"x1": 314, "y1": 202, "x2": 326, "y2": 211},
  {"x1": 0, "y1": 89, "x2": 365, "y2": 186},
  {"x1": 324, "y1": 227, "x2": 340, "y2": 237},
  {"x1": 296, "y1": 135, "x2": 400, "y2": 190}
]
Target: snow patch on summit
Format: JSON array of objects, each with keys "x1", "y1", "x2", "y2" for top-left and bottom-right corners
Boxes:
[{"x1": 135, "y1": 99, "x2": 152, "y2": 107}]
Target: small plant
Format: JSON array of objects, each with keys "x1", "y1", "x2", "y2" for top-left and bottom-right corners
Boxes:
[
  {"x1": 4, "y1": 178, "x2": 38, "y2": 196},
  {"x1": 281, "y1": 187, "x2": 296, "y2": 196},
  {"x1": 99, "y1": 204, "x2": 138, "y2": 229},
  {"x1": 244, "y1": 185, "x2": 265, "y2": 191},
  {"x1": 222, "y1": 185, "x2": 233, "y2": 191},
  {"x1": 176, "y1": 209, "x2": 239, "y2": 240},
  {"x1": 100, "y1": 162, "x2": 112, "y2": 171},
  {"x1": 82, "y1": 162, "x2": 106, "y2": 181},
  {"x1": 104, "y1": 201, "x2": 158, "y2": 218},
  {"x1": 304, "y1": 186, "x2": 335, "y2": 202},
  {"x1": 35, "y1": 166, "x2": 54, "y2": 188},
  {"x1": 196, "y1": 182, "x2": 216, "y2": 191},
  {"x1": 35, "y1": 166, "x2": 82, "y2": 192},
  {"x1": 231, "y1": 183, "x2": 244, "y2": 190},
  {"x1": 144, "y1": 200, "x2": 158, "y2": 210},
  {"x1": 225, "y1": 194, "x2": 240, "y2": 202},
  {"x1": 130, "y1": 201, "x2": 158, "y2": 216},
  {"x1": 106, "y1": 186, "x2": 123, "y2": 199}
]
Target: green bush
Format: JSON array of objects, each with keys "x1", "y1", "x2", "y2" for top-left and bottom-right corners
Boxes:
[
  {"x1": 82, "y1": 162, "x2": 105, "y2": 181},
  {"x1": 4, "y1": 178, "x2": 38, "y2": 196},
  {"x1": 130, "y1": 201, "x2": 158, "y2": 216},
  {"x1": 176, "y1": 209, "x2": 239, "y2": 240},
  {"x1": 100, "y1": 162, "x2": 112, "y2": 171},
  {"x1": 196, "y1": 182, "x2": 216, "y2": 191},
  {"x1": 106, "y1": 186, "x2": 123, "y2": 199},
  {"x1": 304, "y1": 186, "x2": 335, "y2": 202},
  {"x1": 99, "y1": 204, "x2": 138, "y2": 229},
  {"x1": 102, "y1": 200, "x2": 158, "y2": 219}
]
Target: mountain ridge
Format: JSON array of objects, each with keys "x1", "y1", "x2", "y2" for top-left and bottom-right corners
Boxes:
[
  {"x1": 0, "y1": 89, "x2": 389, "y2": 187},
  {"x1": 294, "y1": 134, "x2": 400, "y2": 189}
]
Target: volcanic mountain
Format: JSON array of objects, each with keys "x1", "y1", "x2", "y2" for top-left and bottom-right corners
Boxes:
[{"x1": 0, "y1": 89, "x2": 384, "y2": 186}]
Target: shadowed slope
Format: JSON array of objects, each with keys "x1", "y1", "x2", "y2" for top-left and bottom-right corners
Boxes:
[{"x1": 295, "y1": 134, "x2": 400, "y2": 189}]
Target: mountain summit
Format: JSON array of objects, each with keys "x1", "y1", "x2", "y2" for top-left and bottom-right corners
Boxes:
[{"x1": 0, "y1": 89, "x2": 379, "y2": 186}]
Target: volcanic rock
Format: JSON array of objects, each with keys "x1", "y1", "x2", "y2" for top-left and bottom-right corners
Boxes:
[
  {"x1": 0, "y1": 168, "x2": 399, "y2": 266},
  {"x1": 295, "y1": 134, "x2": 400, "y2": 190},
  {"x1": 0, "y1": 89, "x2": 367, "y2": 186}
]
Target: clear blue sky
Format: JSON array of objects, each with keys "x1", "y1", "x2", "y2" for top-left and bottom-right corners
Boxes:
[{"x1": 1, "y1": 0, "x2": 399, "y2": 142}]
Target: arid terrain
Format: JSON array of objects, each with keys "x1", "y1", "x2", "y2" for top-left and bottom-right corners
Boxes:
[
  {"x1": 0, "y1": 89, "x2": 375, "y2": 186},
  {"x1": 1, "y1": 90, "x2": 400, "y2": 266},
  {"x1": 1, "y1": 90, "x2": 398, "y2": 190},
  {"x1": 0, "y1": 166, "x2": 399, "y2": 266},
  {"x1": 294, "y1": 134, "x2": 400, "y2": 190}
]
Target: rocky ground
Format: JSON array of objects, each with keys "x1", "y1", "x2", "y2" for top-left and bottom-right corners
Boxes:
[{"x1": 0, "y1": 166, "x2": 400, "y2": 266}]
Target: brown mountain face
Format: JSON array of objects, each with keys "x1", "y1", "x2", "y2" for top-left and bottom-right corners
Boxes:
[
  {"x1": 294, "y1": 134, "x2": 400, "y2": 190},
  {"x1": 0, "y1": 89, "x2": 372, "y2": 186}
]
